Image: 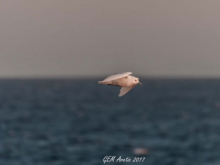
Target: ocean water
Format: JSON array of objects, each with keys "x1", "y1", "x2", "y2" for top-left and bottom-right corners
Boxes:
[{"x1": 1, "y1": 79, "x2": 220, "y2": 165}]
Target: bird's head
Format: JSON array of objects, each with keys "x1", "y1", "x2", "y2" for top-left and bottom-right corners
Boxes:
[{"x1": 132, "y1": 77, "x2": 142, "y2": 85}]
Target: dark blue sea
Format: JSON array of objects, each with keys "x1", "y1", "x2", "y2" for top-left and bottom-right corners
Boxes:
[{"x1": 1, "y1": 79, "x2": 220, "y2": 165}]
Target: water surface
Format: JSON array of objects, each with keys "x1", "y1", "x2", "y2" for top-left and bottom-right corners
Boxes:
[{"x1": 0, "y1": 79, "x2": 220, "y2": 165}]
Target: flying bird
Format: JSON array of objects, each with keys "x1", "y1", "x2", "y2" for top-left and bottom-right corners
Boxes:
[{"x1": 98, "y1": 72, "x2": 142, "y2": 97}]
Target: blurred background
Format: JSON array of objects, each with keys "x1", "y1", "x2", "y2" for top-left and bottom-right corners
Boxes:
[{"x1": 1, "y1": 1, "x2": 220, "y2": 165}]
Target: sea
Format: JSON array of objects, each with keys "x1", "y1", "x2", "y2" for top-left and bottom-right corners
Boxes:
[{"x1": 1, "y1": 79, "x2": 220, "y2": 165}]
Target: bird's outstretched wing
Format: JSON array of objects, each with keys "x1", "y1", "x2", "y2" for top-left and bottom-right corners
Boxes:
[
  {"x1": 101, "y1": 72, "x2": 132, "y2": 82},
  {"x1": 119, "y1": 85, "x2": 136, "y2": 97}
]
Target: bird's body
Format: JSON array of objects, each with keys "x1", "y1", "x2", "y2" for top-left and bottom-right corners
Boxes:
[
  {"x1": 98, "y1": 72, "x2": 141, "y2": 97},
  {"x1": 101, "y1": 76, "x2": 136, "y2": 86}
]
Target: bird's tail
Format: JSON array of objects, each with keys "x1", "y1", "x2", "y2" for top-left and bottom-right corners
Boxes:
[
  {"x1": 98, "y1": 81, "x2": 105, "y2": 85},
  {"x1": 98, "y1": 81, "x2": 111, "y2": 85}
]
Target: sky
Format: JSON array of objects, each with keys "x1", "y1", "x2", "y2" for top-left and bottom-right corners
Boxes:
[{"x1": 1, "y1": 0, "x2": 220, "y2": 78}]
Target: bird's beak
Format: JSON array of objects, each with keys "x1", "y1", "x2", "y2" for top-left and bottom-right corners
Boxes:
[{"x1": 139, "y1": 82, "x2": 142, "y2": 85}]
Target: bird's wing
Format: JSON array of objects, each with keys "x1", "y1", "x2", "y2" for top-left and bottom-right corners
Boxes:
[
  {"x1": 101, "y1": 72, "x2": 132, "y2": 82},
  {"x1": 119, "y1": 85, "x2": 136, "y2": 97}
]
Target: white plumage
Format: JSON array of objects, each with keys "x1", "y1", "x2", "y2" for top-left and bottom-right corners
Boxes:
[{"x1": 98, "y1": 72, "x2": 142, "y2": 97}]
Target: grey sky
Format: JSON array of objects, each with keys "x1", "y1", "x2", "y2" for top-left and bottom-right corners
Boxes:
[{"x1": 1, "y1": 0, "x2": 220, "y2": 78}]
